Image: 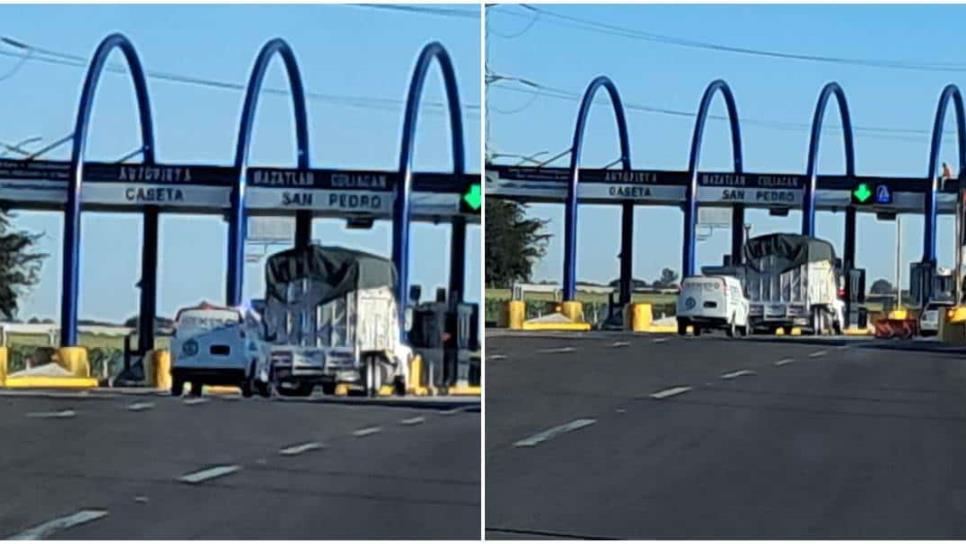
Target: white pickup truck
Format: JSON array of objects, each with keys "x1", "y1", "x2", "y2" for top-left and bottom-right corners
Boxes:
[{"x1": 169, "y1": 302, "x2": 272, "y2": 397}]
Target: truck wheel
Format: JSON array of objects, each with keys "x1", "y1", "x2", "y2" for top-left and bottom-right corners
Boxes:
[
  {"x1": 171, "y1": 377, "x2": 184, "y2": 397},
  {"x1": 726, "y1": 319, "x2": 737, "y2": 338},
  {"x1": 240, "y1": 377, "x2": 254, "y2": 398},
  {"x1": 188, "y1": 382, "x2": 203, "y2": 397},
  {"x1": 255, "y1": 380, "x2": 272, "y2": 398},
  {"x1": 320, "y1": 382, "x2": 336, "y2": 395},
  {"x1": 677, "y1": 319, "x2": 688, "y2": 336},
  {"x1": 693, "y1": 326, "x2": 702, "y2": 337}
]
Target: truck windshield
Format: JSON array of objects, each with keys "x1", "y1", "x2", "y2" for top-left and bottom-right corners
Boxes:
[{"x1": 176, "y1": 308, "x2": 241, "y2": 337}]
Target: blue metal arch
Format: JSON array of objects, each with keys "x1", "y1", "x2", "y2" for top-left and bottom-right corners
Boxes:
[
  {"x1": 803, "y1": 82, "x2": 855, "y2": 237},
  {"x1": 227, "y1": 38, "x2": 311, "y2": 306},
  {"x1": 923, "y1": 84, "x2": 966, "y2": 264},
  {"x1": 394, "y1": 41, "x2": 466, "y2": 324},
  {"x1": 562, "y1": 76, "x2": 632, "y2": 301},
  {"x1": 682, "y1": 79, "x2": 743, "y2": 278},
  {"x1": 62, "y1": 33, "x2": 156, "y2": 347}
]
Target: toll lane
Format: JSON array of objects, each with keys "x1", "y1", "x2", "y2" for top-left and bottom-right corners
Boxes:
[
  {"x1": 486, "y1": 332, "x2": 966, "y2": 539},
  {"x1": 0, "y1": 393, "x2": 479, "y2": 539}
]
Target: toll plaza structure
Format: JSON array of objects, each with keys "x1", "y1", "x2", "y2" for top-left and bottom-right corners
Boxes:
[
  {"x1": 0, "y1": 33, "x2": 481, "y2": 387},
  {"x1": 486, "y1": 76, "x2": 966, "y2": 331}
]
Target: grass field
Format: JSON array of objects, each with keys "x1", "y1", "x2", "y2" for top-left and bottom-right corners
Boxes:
[
  {"x1": 484, "y1": 288, "x2": 678, "y2": 324},
  {"x1": 3, "y1": 332, "x2": 171, "y2": 378}
]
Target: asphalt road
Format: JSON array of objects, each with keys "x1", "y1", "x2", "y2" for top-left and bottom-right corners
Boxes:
[
  {"x1": 486, "y1": 330, "x2": 966, "y2": 539},
  {"x1": 0, "y1": 389, "x2": 479, "y2": 539}
]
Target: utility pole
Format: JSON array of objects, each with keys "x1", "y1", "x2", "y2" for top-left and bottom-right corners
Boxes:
[
  {"x1": 896, "y1": 215, "x2": 902, "y2": 311},
  {"x1": 956, "y1": 174, "x2": 964, "y2": 305}
]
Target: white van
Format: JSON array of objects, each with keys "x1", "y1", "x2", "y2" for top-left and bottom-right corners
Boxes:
[
  {"x1": 170, "y1": 302, "x2": 272, "y2": 397},
  {"x1": 676, "y1": 276, "x2": 750, "y2": 337}
]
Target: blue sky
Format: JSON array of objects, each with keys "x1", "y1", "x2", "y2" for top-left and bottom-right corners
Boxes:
[
  {"x1": 487, "y1": 4, "x2": 966, "y2": 287},
  {"x1": 0, "y1": 4, "x2": 480, "y2": 323}
]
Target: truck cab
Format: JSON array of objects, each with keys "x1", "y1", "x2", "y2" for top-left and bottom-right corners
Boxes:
[
  {"x1": 676, "y1": 275, "x2": 750, "y2": 337},
  {"x1": 169, "y1": 302, "x2": 271, "y2": 397}
]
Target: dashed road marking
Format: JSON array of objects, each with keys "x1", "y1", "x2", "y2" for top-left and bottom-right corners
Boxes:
[
  {"x1": 514, "y1": 418, "x2": 597, "y2": 448},
  {"x1": 9, "y1": 509, "x2": 108, "y2": 539},
  {"x1": 652, "y1": 337, "x2": 670, "y2": 344},
  {"x1": 279, "y1": 442, "x2": 323, "y2": 456},
  {"x1": 774, "y1": 358, "x2": 794, "y2": 366},
  {"x1": 611, "y1": 341, "x2": 630, "y2": 348},
  {"x1": 489, "y1": 354, "x2": 507, "y2": 361},
  {"x1": 537, "y1": 347, "x2": 575, "y2": 354},
  {"x1": 126, "y1": 402, "x2": 154, "y2": 412},
  {"x1": 183, "y1": 398, "x2": 209, "y2": 406},
  {"x1": 178, "y1": 465, "x2": 240, "y2": 484},
  {"x1": 25, "y1": 410, "x2": 76, "y2": 419},
  {"x1": 720, "y1": 369, "x2": 756, "y2": 380},
  {"x1": 809, "y1": 350, "x2": 828, "y2": 358},
  {"x1": 353, "y1": 426, "x2": 382, "y2": 437},
  {"x1": 650, "y1": 386, "x2": 692, "y2": 400},
  {"x1": 400, "y1": 416, "x2": 425, "y2": 425}
]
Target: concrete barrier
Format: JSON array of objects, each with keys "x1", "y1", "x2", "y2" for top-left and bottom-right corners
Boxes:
[
  {"x1": 152, "y1": 350, "x2": 171, "y2": 390},
  {"x1": 940, "y1": 307, "x2": 966, "y2": 344},
  {"x1": 57, "y1": 347, "x2": 90, "y2": 378},
  {"x1": 627, "y1": 303, "x2": 652, "y2": 332},
  {"x1": 560, "y1": 300, "x2": 583, "y2": 322},
  {"x1": 507, "y1": 300, "x2": 525, "y2": 330}
]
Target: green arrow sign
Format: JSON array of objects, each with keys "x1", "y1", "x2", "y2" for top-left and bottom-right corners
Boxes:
[
  {"x1": 462, "y1": 183, "x2": 482, "y2": 211},
  {"x1": 852, "y1": 182, "x2": 872, "y2": 204}
]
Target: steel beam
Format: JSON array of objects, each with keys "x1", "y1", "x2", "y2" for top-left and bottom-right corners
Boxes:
[
  {"x1": 683, "y1": 79, "x2": 743, "y2": 278},
  {"x1": 228, "y1": 38, "x2": 310, "y2": 306},
  {"x1": 803, "y1": 83, "x2": 855, "y2": 237},
  {"x1": 562, "y1": 76, "x2": 631, "y2": 301},
  {"x1": 63, "y1": 33, "x2": 155, "y2": 348},
  {"x1": 395, "y1": 42, "x2": 465, "y2": 330}
]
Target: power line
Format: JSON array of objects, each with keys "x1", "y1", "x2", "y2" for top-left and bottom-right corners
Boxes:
[
  {"x1": 488, "y1": 70, "x2": 958, "y2": 144},
  {"x1": 497, "y1": 4, "x2": 966, "y2": 74},
  {"x1": 0, "y1": 36, "x2": 480, "y2": 117},
  {"x1": 353, "y1": 4, "x2": 479, "y2": 20}
]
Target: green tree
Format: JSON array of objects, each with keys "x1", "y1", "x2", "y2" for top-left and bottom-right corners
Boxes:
[
  {"x1": 485, "y1": 199, "x2": 550, "y2": 288},
  {"x1": 0, "y1": 210, "x2": 46, "y2": 320}
]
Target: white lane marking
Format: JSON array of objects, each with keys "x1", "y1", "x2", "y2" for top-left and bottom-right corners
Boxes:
[
  {"x1": 278, "y1": 442, "x2": 323, "y2": 456},
  {"x1": 178, "y1": 464, "x2": 240, "y2": 484},
  {"x1": 809, "y1": 350, "x2": 828, "y2": 358},
  {"x1": 25, "y1": 410, "x2": 75, "y2": 419},
  {"x1": 513, "y1": 418, "x2": 597, "y2": 447},
  {"x1": 652, "y1": 337, "x2": 669, "y2": 344},
  {"x1": 126, "y1": 402, "x2": 154, "y2": 412},
  {"x1": 774, "y1": 358, "x2": 794, "y2": 366},
  {"x1": 537, "y1": 347, "x2": 575, "y2": 354},
  {"x1": 720, "y1": 369, "x2": 756, "y2": 380},
  {"x1": 611, "y1": 341, "x2": 630, "y2": 348},
  {"x1": 353, "y1": 426, "x2": 382, "y2": 437},
  {"x1": 400, "y1": 416, "x2": 425, "y2": 425},
  {"x1": 9, "y1": 509, "x2": 108, "y2": 539},
  {"x1": 489, "y1": 354, "x2": 507, "y2": 361},
  {"x1": 650, "y1": 386, "x2": 692, "y2": 400},
  {"x1": 183, "y1": 398, "x2": 209, "y2": 406}
]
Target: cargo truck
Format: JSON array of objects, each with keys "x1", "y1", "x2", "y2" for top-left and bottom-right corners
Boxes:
[
  {"x1": 261, "y1": 244, "x2": 410, "y2": 397},
  {"x1": 703, "y1": 233, "x2": 845, "y2": 335}
]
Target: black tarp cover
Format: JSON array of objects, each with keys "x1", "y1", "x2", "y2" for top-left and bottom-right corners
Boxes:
[
  {"x1": 264, "y1": 245, "x2": 397, "y2": 306},
  {"x1": 743, "y1": 233, "x2": 836, "y2": 273}
]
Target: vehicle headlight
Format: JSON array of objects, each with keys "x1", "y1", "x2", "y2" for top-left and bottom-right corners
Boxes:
[{"x1": 182, "y1": 339, "x2": 199, "y2": 357}]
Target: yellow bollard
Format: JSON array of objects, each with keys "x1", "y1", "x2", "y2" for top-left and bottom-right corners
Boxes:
[
  {"x1": 941, "y1": 307, "x2": 966, "y2": 344},
  {"x1": 57, "y1": 347, "x2": 90, "y2": 378},
  {"x1": 407, "y1": 355, "x2": 430, "y2": 396},
  {"x1": 888, "y1": 307, "x2": 908, "y2": 320},
  {"x1": 152, "y1": 350, "x2": 171, "y2": 390},
  {"x1": 775, "y1": 327, "x2": 785, "y2": 336},
  {"x1": 0, "y1": 346, "x2": 7, "y2": 386},
  {"x1": 626, "y1": 303, "x2": 653, "y2": 332},
  {"x1": 561, "y1": 300, "x2": 584, "y2": 322},
  {"x1": 507, "y1": 300, "x2": 525, "y2": 330}
]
